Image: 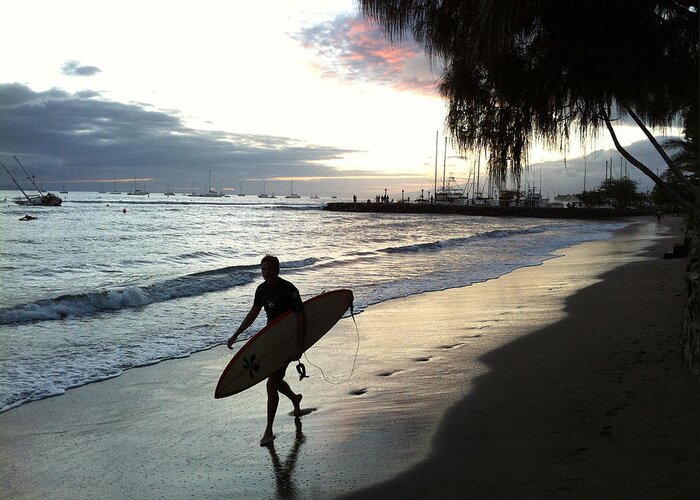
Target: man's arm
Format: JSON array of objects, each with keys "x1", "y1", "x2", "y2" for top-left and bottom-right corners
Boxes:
[{"x1": 227, "y1": 305, "x2": 262, "y2": 349}]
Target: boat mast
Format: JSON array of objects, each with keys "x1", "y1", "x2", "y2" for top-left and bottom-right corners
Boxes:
[
  {"x1": 442, "y1": 136, "x2": 447, "y2": 192},
  {"x1": 13, "y1": 156, "x2": 44, "y2": 196},
  {"x1": 476, "y1": 154, "x2": 481, "y2": 197},
  {"x1": 1, "y1": 160, "x2": 33, "y2": 202},
  {"x1": 434, "y1": 131, "x2": 438, "y2": 199}
]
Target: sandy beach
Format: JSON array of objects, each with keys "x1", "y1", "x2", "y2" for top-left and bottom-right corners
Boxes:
[{"x1": 1, "y1": 217, "x2": 697, "y2": 499}]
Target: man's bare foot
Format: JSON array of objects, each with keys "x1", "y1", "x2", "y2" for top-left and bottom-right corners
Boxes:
[
  {"x1": 260, "y1": 431, "x2": 275, "y2": 447},
  {"x1": 292, "y1": 394, "x2": 303, "y2": 417}
]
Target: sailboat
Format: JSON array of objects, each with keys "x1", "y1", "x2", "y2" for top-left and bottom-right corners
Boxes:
[
  {"x1": 127, "y1": 174, "x2": 149, "y2": 195},
  {"x1": 164, "y1": 183, "x2": 175, "y2": 196},
  {"x1": 1, "y1": 156, "x2": 62, "y2": 206},
  {"x1": 189, "y1": 170, "x2": 225, "y2": 197},
  {"x1": 433, "y1": 134, "x2": 468, "y2": 205},
  {"x1": 285, "y1": 180, "x2": 300, "y2": 199},
  {"x1": 258, "y1": 179, "x2": 271, "y2": 198}
]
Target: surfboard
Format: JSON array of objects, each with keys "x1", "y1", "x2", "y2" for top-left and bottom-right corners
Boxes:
[{"x1": 215, "y1": 289, "x2": 354, "y2": 398}]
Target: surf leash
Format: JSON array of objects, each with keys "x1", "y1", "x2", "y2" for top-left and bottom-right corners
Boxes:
[
  {"x1": 302, "y1": 302, "x2": 360, "y2": 385},
  {"x1": 296, "y1": 360, "x2": 310, "y2": 381}
]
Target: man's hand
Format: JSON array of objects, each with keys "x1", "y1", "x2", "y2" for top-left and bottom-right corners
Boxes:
[{"x1": 227, "y1": 333, "x2": 239, "y2": 350}]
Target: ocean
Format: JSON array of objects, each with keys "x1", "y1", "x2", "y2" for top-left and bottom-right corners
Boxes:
[{"x1": 0, "y1": 190, "x2": 630, "y2": 413}]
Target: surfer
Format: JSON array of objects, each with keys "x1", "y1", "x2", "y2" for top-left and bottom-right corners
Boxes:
[{"x1": 227, "y1": 255, "x2": 306, "y2": 446}]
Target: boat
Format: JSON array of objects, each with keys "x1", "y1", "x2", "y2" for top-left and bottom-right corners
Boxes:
[
  {"x1": 433, "y1": 134, "x2": 468, "y2": 205},
  {"x1": 497, "y1": 190, "x2": 520, "y2": 207},
  {"x1": 435, "y1": 176, "x2": 469, "y2": 205},
  {"x1": 110, "y1": 179, "x2": 121, "y2": 194},
  {"x1": 1, "y1": 156, "x2": 63, "y2": 206},
  {"x1": 164, "y1": 183, "x2": 175, "y2": 196},
  {"x1": 189, "y1": 170, "x2": 225, "y2": 197},
  {"x1": 285, "y1": 180, "x2": 301, "y2": 199},
  {"x1": 14, "y1": 192, "x2": 62, "y2": 206},
  {"x1": 258, "y1": 179, "x2": 273, "y2": 198},
  {"x1": 524, "y1": 185, "x2": 547, "y2": 207},
  {"x1": 127, "y1": 174, "x2": 149, "y2": 195}
]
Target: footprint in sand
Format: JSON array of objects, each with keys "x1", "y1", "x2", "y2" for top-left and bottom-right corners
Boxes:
[
  {"x1": 466, "y1": 334, "x2": 484, "y2": 339},
  {"x1": 413, "y1": 356, "x2": 432, "y2": 362},
  {"x1": 439, "y1": 343, "x2": 464, "y2": 350},
  {"x1": 349, "y1": 388, "x2": 368, "y2": 396},
  {"x1": 567, "y1": 447, "x2": 588, "y2": 459},
  {"x1": 376, "y1": 370, "x2": 402, "y2": 377},
  {"x1": 606, "y1": 407, "x2": 622, "y2": 417}
]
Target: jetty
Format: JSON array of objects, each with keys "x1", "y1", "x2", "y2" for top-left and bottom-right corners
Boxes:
[{"x1": 323, "y1": 202, "x2": 654, "y2": 220}]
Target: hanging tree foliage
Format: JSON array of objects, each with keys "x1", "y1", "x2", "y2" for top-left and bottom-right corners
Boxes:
[{"x1": 360, "y1": 0, "x2": 699, "y2": 211}]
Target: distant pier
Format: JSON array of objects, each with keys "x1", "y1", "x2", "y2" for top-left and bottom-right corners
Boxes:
[{"x1": 323, "y1": 202, "x2": 653, "y2": 219}]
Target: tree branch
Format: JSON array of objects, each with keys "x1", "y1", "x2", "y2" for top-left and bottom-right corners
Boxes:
[
  {"x1": 601, "y1": 109, "x2": 696, "y2": 212},
  {"x1": 623, "y1": 105, "x2": 699, "y2": 195}
]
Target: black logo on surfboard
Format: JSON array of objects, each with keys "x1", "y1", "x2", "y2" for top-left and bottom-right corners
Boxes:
[{"x1": 243, "y1": 355, "x2": 260, "y2": 378}]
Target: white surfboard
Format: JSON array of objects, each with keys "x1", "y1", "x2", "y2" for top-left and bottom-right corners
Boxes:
[{"x1": 215, "y1": 289, "x2": 354, "y2": 398}]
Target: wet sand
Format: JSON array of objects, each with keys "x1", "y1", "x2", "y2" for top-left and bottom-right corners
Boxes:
[{"x1": 1, "y1": 217, "x2": 697, "y2": 499}]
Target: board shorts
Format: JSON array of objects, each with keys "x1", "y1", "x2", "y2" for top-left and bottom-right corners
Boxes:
[{"x1": 269, "y1": 361, "x2": 289, "y2": 383}]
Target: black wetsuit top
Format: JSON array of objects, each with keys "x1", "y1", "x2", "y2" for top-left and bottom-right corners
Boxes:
[{"x1": 254, "y1": 278, "x2": 303, "y2": 323}]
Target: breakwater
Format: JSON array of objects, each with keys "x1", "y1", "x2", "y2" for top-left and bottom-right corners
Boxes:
[{"x1": 324, "y1": 202, "x2": 654, "y2": 219}]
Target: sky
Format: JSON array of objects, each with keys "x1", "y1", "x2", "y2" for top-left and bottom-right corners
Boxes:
[{"x1": 0, "y1": 0, "x2": 679, "y2": 198}]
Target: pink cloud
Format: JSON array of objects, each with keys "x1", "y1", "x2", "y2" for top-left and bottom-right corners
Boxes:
[{"x1": 295, "y1": 14, "x2": 439, "y2": 95}]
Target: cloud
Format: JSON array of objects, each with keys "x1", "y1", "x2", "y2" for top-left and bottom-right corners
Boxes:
[
  {"x1": 295, "y1": 13, "x2": 439, "y2": 95},
  {"x1": 531, "y1": 141, "x2": 673, "y2": 196},
  {"x1": 61, "y1": 60, "x2": 102, "y2": 77},
  {"x1": 0, "y1": 83, "x2": 367, "y2": 191}
]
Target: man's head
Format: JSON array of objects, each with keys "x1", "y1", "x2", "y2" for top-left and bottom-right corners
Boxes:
[{"x1": 260, "y1": 255, "x2": 280, "y2": 284}]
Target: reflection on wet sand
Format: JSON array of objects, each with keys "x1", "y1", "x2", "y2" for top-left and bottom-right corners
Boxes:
[{"x1": 266, "y1": 417, "x2": 306, "y2": 499}]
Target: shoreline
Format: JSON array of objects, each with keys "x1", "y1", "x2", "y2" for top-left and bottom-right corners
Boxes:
[
  {"x1": 2, "y1": 217, "x2": 697, "y2": 499},
  {"x1": 340, "y1": 217, "x2": 699, "y2": 499}
]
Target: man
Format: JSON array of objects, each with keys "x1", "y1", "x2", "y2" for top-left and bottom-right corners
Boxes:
[{"x1": 227, "y1": 255, "x2": 306, "y2": 446}]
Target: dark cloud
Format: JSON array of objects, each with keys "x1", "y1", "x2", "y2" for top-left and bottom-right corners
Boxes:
[
  {"x1": 61, "y1": 60, "x2": 102, "y2": 77},
  {"x1": 294, "y1": 14, "x2": 439, "y2": 94},
  {"x1": 0, "y1": 83, "x2": 71, "y2": 108},
  {"x1": 0, "y1": 83, "x2": 361, "y2": 192}
]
